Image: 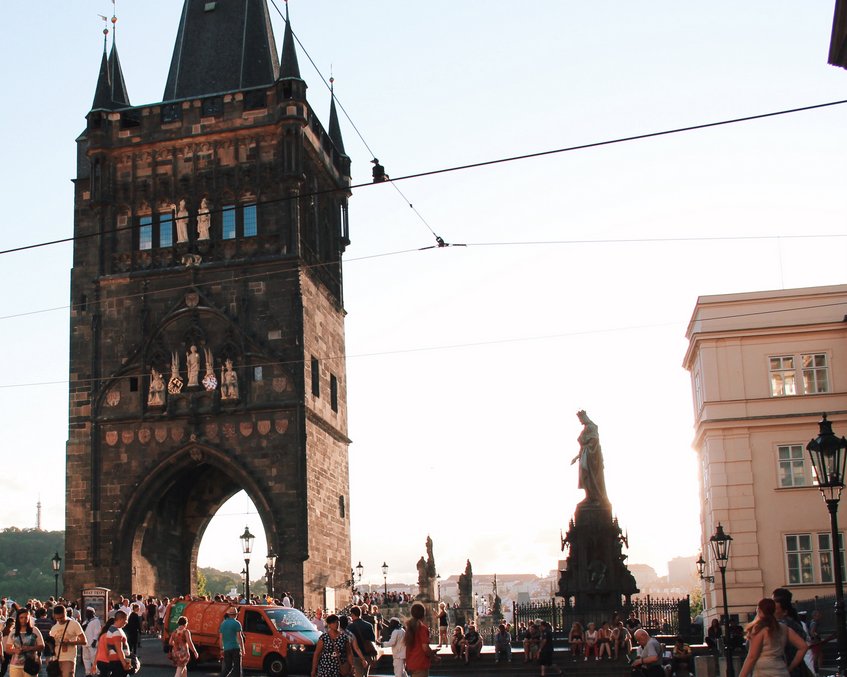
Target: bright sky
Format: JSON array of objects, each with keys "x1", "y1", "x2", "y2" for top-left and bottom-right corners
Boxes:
[{"x1": 1, "y1": 2, "x2": 846, "y2": 588}]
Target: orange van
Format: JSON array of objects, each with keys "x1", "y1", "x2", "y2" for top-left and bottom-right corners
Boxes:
[{"x1": 162, "y1": 601, "x2": 320, "y2": 677}]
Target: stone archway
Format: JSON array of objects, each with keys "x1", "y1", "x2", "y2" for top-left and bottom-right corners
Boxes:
[{"x1": 116, "y1": 442, "x2": 277, "y2": 596}]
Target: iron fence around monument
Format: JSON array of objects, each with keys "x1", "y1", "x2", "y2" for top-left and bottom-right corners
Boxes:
[{"x1": 512, "y1": 595, "x2": 691, "y2": 638}]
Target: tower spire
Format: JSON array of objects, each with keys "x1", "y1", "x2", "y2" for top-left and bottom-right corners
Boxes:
[
  {"x1": 108, "y1": 6, "x2": 130, "y2": 107},
  {"x1": 91, "y1": 20, "x2": 114, "y2": 111},
  {"x1": 279, "y1": 1, "x2": 302, "y2": 80},
  {"x1": 327, "y1": 77, "x2": 346, "y2": 155}
]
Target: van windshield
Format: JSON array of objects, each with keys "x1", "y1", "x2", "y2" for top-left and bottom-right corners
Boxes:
[{"x1": 265, "y1": 608, "x2": 316, "y2": 633}]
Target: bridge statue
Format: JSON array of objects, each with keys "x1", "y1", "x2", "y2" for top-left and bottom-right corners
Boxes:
[{"x1": 570, "y1": 410, "x2": 609, "y2": 505}]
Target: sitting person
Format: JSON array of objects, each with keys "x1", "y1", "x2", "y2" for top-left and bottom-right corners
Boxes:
[
  {"x1": 671, "y1": 637, "x2": 692, "y2": 677},
  {"x1": 450, "y1": 626, "x2": 464, "y2": 659},
  {"x1": 569, "y1": 622, "x2": 584, "y2": 660},
  {"x1": 584, "y1": 622, "x2": 599, "y2": 660},
  {"x1": 524, "y1": 620, "x2": 541, "y2": 662},
  {"x1": 494, "y1": 623, "x2": 512, "y2": 663},
  {"x1": 612, "y1": 621, "x2": 631, "y2": 661},
  {"x1": 462, "y1": 623, "x2": 483, "y2": 664}
]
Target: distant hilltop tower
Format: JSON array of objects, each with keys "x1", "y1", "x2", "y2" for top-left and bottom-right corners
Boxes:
[
  {"x1": 36, "y1": 498, "x2": 42, "y2": 531},
  {"x1": 65, "y1": 0, "x2": 353, "y2": 608}
]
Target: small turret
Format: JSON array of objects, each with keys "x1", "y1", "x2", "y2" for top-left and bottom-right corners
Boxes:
[{"x1": 327, "y1": 79, "x2": 346, "y2": 155}]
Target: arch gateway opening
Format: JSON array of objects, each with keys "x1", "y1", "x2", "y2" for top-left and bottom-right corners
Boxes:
[{"x1": 65, "y1": 0, "x2": 352, "y2": 609}]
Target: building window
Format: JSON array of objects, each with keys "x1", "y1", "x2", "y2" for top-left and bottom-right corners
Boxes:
[
  {"x1": 159, "y1": 212, "x2": 174, "y2": 248},
  {"x1": 311, "y1": 356, "x2": 320, "y2": 397},
  {"x1": 786, "y1": 532, "x2": 845, "y2": 585},
  {"x1": 803, "y1": 354, "x2": 829, "y2": 394},
  {"x1": 778, "y1": 444, "x2": 812, "y2": 488},
  {"x1": 330, "y1": 374, "x2": 338, "y2": 412},
  {"x1": 222, "y1": 205, "x2": 236, "y2": 240},
  {"x1": 254, "y1": 366, "x2": 263, "y2": 382},
  {"x1": 139, "y1": 216, "x2": 153, "y2": 250},
  {"x1": 243, "y1": 204, "x2": 257, "y2": 237},
  {"x1": 769, "y1": 353, "x2": 830, "y2": 396},
  {"x1": 694, "y1": 371, "x2": 704, "y2": 412},
  {"x1": 770, "y1": 356, "x2": 796, "y2": 396},
  {"x1": 339, "y1": 495, "x2": 346, "y2": 518}
]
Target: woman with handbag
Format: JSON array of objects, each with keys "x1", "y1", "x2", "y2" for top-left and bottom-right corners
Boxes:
[
  {"x1": 168, "y1": 616, "x2": 198, "y2": 677},
  {"x1": 5, "y1": 609, "x2": 45, "y2": 677},
  {"x1": 311, "y1": 614, "x2": 354, "y2": 677},
  {"x1": 94, "y1": 611, "x2": 131, "y2": 677}
]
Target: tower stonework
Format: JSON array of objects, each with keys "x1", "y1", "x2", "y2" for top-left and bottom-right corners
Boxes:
[{"x1": 66, "y1": 1, "x2": 352, "y2": 608}]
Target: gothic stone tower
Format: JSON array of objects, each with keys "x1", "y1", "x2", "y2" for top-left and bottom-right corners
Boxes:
[{"x1": 66, "y1": 1, "x2": 352, "y2": 608}]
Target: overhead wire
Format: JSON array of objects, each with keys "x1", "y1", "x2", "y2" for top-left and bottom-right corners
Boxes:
[
  {"x1": 2, "y1": 95, "x2": 845, "y2": 256},
  {"x1": 3, "y1": 298, "x2": 847, "y2": 391}
]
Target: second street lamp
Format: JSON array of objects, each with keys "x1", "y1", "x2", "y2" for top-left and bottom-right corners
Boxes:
[
  {"x1": 265, "y1": 551, "x2": 277, "y2": 600},
  {"x1": 382, "y1": 562, "x2": 388, "y2": 596},
  {"x1": 240, "y1": 525, "x2": 255, "y2": 603},
  {"x1": 709, "y1": 524, "x2": 734, "y2": 677},
  {"x1": 807, "y1": 413, "x2": 847, "y2": 676},
  {"x1": 51, "y1": 552, "x2": 62, "y2": 599}
]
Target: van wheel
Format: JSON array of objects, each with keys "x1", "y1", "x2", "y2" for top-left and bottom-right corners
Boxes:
[{"x1": 264, "y1": 653, "x2": 287, "y2": 677}]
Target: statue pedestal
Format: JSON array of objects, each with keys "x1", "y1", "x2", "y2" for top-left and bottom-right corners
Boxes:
[{"x1": 557, "y1": 499, "x2": 638, "y2": 616}]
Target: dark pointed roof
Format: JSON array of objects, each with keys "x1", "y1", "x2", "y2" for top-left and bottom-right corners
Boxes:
[
  {"x1": 163, "y1": 0, "x2": 280, "y2": 101},
  {"x1": 91, "y1": 44, "x2": 113, "y2": 111},
  {"x1": 328, "y1": 88, "x2": 345, "y2": 155},
  {"x1": 108, "y1": 43, "x2": 130, "y2": 107},
  {"x1": 279, "y1": 8, "x2": 301, "y2": 80}
]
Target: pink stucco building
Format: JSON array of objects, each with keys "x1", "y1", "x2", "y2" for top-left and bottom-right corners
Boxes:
[{"x1": 684, "y1": 284, "x2": 847, "y2": 621}]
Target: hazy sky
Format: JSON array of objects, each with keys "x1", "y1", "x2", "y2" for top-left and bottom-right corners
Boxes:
[{"x1": 1, "y1": 2, "x2": 846, "y2": 588}]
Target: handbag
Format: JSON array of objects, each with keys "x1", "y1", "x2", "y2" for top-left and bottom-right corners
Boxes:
[{"x1": 23, "y1": 655, "x2": 41, "y2": 676}]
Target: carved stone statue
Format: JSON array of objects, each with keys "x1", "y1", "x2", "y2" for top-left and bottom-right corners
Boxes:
[
  {"x1": 175, "y1": 199, "x2": 189, "y2": 243},
  {"x1": 426, "y1": 535, "x2": 436, "y2": 579},
  {"x1": 570, "y1": 410, "x2": 609, "y2": 505},
  {"x1": 458, "y1": 559, "x2": 473, "y2": 608},
  {"x1": 415, "y1": 556, "x2": 430, "y2": 600},
  {"x1": 221, "y1": 359, "x2": 239, "y2": 401},
  {"x1": 197, "y1": 198, "x2": 211, "y2": 240},
  {"x1": 168, "y1": 351, "x2": 184, "y2": 394},
  {"x1": 202, "y1": 347, "x2": 217, "y2": 391},
  {"x1": 186, "y1": 345, "x2": 200, "y2": 387},
  {"x1": 148, "y1": 368, "x2": 165, "y2": 407}
]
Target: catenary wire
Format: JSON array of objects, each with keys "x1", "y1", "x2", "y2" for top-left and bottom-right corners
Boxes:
[
  {"x1": 2, "y1": 98, "x2": 846, "y2": 257},
  {"x1": 2, "y1": 232, "x2": 846, "y2": 323},
  {"x1": 3, "y1": 298, "x2": 847, "y2": 390},
  {"x1": 267, "y1": 0, "x2": 440, "y2": 240}
]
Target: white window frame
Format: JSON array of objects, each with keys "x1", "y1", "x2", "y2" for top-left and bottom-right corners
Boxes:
[
  {"x1": 785, "y1": 532, "x2": 845, "y2": 585},
  {"x1": 768, "y1": 353, "x2": 830, "y2": 397},
  {"x1": 777, "y1": 444, "x2": 813, "y2": 488}
]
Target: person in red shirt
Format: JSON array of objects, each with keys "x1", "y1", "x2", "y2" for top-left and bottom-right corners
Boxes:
[{"x1": 403, "y1": 603, "x2": 438, "y2": 677}]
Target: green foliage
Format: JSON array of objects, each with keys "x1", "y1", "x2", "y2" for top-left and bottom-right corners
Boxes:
[
  {"x1": 196, "y1": 569, "x2": 208, "y2": 597},
  {"x1": 0, "y1": 529, "x2": 65, "y2": 601},
  {"x1": 689, "y1": 587, "x2": 703, "y2": 620},
  {"x1": 199, "y1": 567, "x2": 242, "y2": 596}
]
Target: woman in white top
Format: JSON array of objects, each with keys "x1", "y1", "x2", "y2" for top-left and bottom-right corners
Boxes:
[{"x1": 384, "y1": 617, "x2": 407, "y2": 677}]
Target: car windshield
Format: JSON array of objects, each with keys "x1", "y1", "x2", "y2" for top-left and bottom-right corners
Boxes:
[{"x1": 265, "y1": 608, "x2": 316, "y2": 633}]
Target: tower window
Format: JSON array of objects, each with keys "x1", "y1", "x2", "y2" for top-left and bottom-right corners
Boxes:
[
  {"x1": 139, "y1": 216, "x2": 153, "y2": 250},
  {"x1": 339, "y1": 495, "x2": 346, "y2": 518},
  {"x1": 129, "y1": 377, "x2": 138, "y2": 392},
  {"x1": 159, "y1": 212, "x2": 174, "y2": 248},
  {"x1": 222, "y1": 205, "x2": 236, "y2": 240},
  {"x1": 243, "y1": 204, "x2": 257, "y2": 237},
  {"x1": 330, "y1": 374, "x2": 338, "y2": 412},
  {"x1": 311, "y1": 357, "x2": 320, "y2": 397}
]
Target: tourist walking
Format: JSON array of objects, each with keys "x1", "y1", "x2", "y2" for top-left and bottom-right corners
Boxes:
[
  {"x1": 219, "y1": 607, "x2": 244, "y2": 677},
  {"x1": 404, "y1": 602, "x2": 438, "y2": 677},
  {"x1": 0, "y1": 617, "x2": 15, "y2": 677},
  {"x1": 311, "y1": 614, "x2": 353, "y2": 677},
  {"x1": 49, "y1": 605, "x2": 86, "y2": 677},
  {"x1": 124, "y1": 604, "x2": 141, "y2": 656},
  {"x1": 81, "y1": 607, "x2": 102, "y2": 677},
  {"x1": 383, "y1": 618, "x2": 407, "y2": 677},
  {"x1": 94, "y1": 612, "x2": 131, "y2": 677},
  {"x1": 169, "y1": 616, "x2": 199, "y2": 677},
  {"x1": 739, "y1": 598, "x2": 807, "y2": 677},
  {"x1": 4, "y1": 609, "x2": 44, "y2": 677},
  {"x1": 539, "y1": 620, "x2": 560, "y2": 676}
]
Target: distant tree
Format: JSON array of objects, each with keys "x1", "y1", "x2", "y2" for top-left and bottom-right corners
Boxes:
[
  {"x1": 0, "y1": 530, "x2": 65, "y2": 600},
  {"x1": 689, "y1": 587, "x2": 703, "y2": 620},
  {"x1": 196, "y1": 569, "x2": 208, "y2": 597}
]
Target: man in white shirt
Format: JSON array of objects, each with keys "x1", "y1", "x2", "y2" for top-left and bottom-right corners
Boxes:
[
  {"x1": 81, "y1": 607, "x2": 102, "y2": 677},
  {"x1": 49, "y1": 605, "x2": 86, "y2": 677}
]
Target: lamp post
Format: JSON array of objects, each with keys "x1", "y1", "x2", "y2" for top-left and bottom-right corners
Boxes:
[
  {"x1": 51, "y1": 552, "x2": 61, "y2": 599},
  {"x1": 240, "y1": 568, "x2": 247, "y2": 600},
  {"x1": 696, "y1": 553, "x2": 715, "y2": 583},
  {"x1": 709, "y1": 524, "x2": 734, "y2": 677},
  {"x1": 240, "y1": 525, "x2": 255, "y2": 603},
  {"x1": 436, "y1": 574, "x2": 441, "y2": 602},
  {"x1": 807, "y1": 413, "x2": 847, "y2": 676},
  {"x1": 381, "y1": 562, "x2": 388, "y2": 596},
  {"x1": 265, "y1": 551, "x2": 277, "y2": 600}
]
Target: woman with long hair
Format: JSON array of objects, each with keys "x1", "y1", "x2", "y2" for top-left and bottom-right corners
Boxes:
[
  {"x1": 449, "y1": 626, "x2": 464, "y2": 659},
  {"x1": 738, "y1": 599, "x2": 807, "y2": 677},
  {"x1": 310, "y1": 614, "x2": 353, "y2": 677},
  {"x1": 168, "y1": 617, "x2": 198, "y2": 677},
  {"x1": 1, "y1": 616, "x2": 15, "y2": 677},
  {"x1": 568, "y1": 622, "x2": 584, "y2": 660},
  {"x1": 404, "y1": 602, "x2": 438, "y2": 677},
  {"x1": 4, "y1": 609, "x2": 44, "y2": 677},
  {"x1": 436, "y1": 603, "x2": 448, "y2": 648},
  {"x1": 95, "y1": 611, "x2": 131, "y2": 677}
]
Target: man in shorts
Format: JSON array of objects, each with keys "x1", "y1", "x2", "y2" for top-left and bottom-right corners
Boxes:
[{"x1": 49, "y1": 605, "x2": 87, "y2": 677}]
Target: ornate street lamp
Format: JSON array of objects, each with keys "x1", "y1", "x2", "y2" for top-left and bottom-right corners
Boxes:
[
  {"x1": 381, "y1": 562, "x2": 388, "y2": 596},
  {"x1": 807, "y1": 413, "x2": 847, "y2": 676},
  {"x1": 696, "y1": 553, "x2": 715, "y2": 583},
  {"x1": 51, "y1": 552, "x2": 62, "y2": 599},
  {"x1": 356, "y1": 561, "x2": 363, "y2": 585},
  {"x1": 240, "y1": 525, "x2": 255, "y2": 603},
  {"x1": 265, "y1": 551, "x2": 277, "y2": 599},
  {"x1": 240, "y1": 568, "x2": 247, "y2": 600},
  {"x1": 709, "y1": 524, "x2": 734, "y2": 677},
  {"x1": 436, "y1": 574, "x2": 441, "y2": 601}
]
